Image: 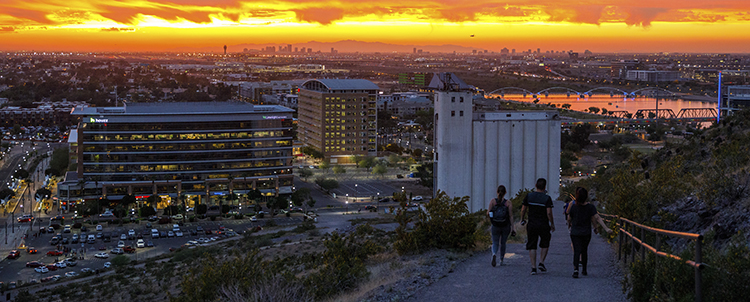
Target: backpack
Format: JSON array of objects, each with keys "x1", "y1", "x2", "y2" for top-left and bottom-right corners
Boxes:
[{"x1": 490, "y1": 199, "x2": 509, "y2": 227}]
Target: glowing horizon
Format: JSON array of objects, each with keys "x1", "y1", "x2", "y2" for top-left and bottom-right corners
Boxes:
[{"x1": 1, "y1": 0, "x2": 749, "y2": 53}]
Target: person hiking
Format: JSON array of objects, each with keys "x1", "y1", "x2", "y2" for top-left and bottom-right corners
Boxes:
[
  {"x1": 567, "y1": 187, "x2": 612, "y2": 278},
  {"x1": 487, "y1": 185, "x2": 515, "y2": 267},
  {"x1": 520, "y1": 178, "x2": 555, "y2": 275}
]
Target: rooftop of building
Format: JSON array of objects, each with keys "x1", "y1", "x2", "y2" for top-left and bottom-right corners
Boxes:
[
  {"x1": 428, "y1": 72, "x2": 473, "y2": 91},
  {"x1": 71, "y1": 101, "x2": 293, "y2": 116},
  {"x1": 302, "y1": 79, "x2": 379, "y2": 92}
]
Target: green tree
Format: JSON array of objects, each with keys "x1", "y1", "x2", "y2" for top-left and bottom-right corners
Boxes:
[
  {"x1": 34, "y1": 187, "x2": 52, "y2": 200},
  {"x1": 372, "y1": 163, "x2": 388, "y2": 178},
  {"x1": 356, "y1": 156, "x2": 376, "y2": 171},
  {"x1": 13, "y1": 169, "x2": 29, "y2": 179},
  {"x1": 291, "y1": 188, "x2": 311, "y2": 208},
  {"x1": 298, "y1": 168, "x2": 314, "y2": 181},
  {"x1": 111, "y1": 255, "x2": 130, "y2": 268},
  {"x1": 49, "y1": 146, "x2": 69, "y2": 176},
  {"x1": 196, "y1": 204, "x2": 208, "y2": 215},
  {"x1": 415, "y1": 163, "x2": 433, "y2": 188},
  {"x1": 139, "y1": 206, "x2": 157, "y2": 217},
  {"x1": 314, "y1": 177, "x2": 339, "y2": 193},
  {"x1": 332, "y1": 165, "x2": 346, "y2": 174},
  {"x1": 306, "y1": 197, "x2": 316, "y2": 210},
  {"x1": 319, "y1": 161, "x2": 330, "y2": 171}
]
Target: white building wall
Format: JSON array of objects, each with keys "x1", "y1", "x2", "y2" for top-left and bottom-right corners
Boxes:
[
  {"x1": 435, "y1": 90, "x2": 473, "y2": 203},
  {"x1": 467, "y1": 112, "x2": 560, "y2": 212}
]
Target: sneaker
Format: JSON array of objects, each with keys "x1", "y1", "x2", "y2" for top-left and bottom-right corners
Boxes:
[
  {"x1": 582, "y1": 269, "x2": 588, "y2": 276},
  {"x1": 491, "y1": 255, "x2": 496, "y2": 267},
  {"x1": 538, "y1": 263, "x2": 547, "y2": 272},
  {"x1": 500, "y1": 259, "x2": 504, "y2": 266},
  {"x1": 531, "y1": 268, "x2": 537, "y2": 275},
  {"x1": 572, "y1": 270, "x2": 579, "y2": 278}
]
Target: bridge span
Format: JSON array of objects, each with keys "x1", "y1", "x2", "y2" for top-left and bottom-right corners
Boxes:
[{"x1": 488, "y1": 86, "x2": 679, "y2": 98}]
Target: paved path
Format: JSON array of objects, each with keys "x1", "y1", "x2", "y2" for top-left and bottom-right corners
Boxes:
[{"x1": 408, "y1": 207, "x2": 627, "y2": 302}]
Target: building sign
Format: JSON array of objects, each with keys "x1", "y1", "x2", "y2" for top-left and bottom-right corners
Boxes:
[
  {"x1": 88, "y1": 117, "x2": 109, "y2": 123},
  {"x1": 262, "y1": 115, "x2": 285, "y2": 120}
]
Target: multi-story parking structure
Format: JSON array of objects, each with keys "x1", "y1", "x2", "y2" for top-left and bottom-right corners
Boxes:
[{"x1": 57, "y1": 101, "x2": 294, "y2": 209}]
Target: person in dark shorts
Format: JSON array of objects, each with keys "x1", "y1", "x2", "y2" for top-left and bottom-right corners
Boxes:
[
  {"x1": 567, "y1": 187, "x2": 611, "y2": 278},
  {"x1": 520, "y1": 178, "x2": 555, "y2": 275}
]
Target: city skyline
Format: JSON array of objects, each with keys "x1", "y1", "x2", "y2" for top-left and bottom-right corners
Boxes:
[{"x1": 0, "y1": 0, "x2": 749, "y2": 53}]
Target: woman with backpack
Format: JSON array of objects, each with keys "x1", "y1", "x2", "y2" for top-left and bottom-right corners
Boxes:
[{"x1": 487, "y1": 185, "x2": 515, "y2": 267}]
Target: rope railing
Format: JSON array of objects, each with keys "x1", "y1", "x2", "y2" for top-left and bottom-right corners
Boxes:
[{"x1": 600, "y1": 213, "x2": 704, "y2": 302}]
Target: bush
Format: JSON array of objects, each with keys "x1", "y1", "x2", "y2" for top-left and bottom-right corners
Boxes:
[
  {"x1": 394, "y1": 190, "x2": 478, "y2": 254},
  {"x1": 111, "y1": 255, "x2": 130, "y2": 268},
  {"x1": 265, "y1": 219, "x2": 277, "y2": 227},
  {"x1": 196, "y1": 204, "x2": 207, "y2": 215},
  {"x1": 189, "y1": 216, "x2": 195, "y2": 222}
]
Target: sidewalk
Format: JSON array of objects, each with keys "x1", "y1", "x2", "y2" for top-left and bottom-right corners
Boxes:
[{"x1": 407, "y1": 208, "x2": 627, "y2": 302}]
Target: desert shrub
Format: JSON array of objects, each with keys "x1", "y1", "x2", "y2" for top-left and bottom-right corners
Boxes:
[{"x1": 394, "y1": 190, "x2": 478, "y2": 254}]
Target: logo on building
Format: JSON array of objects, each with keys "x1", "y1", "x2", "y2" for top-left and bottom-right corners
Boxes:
[
  {"x1": 88, "y1": 117, "x2": 109, "y2": 123},
  {"x1": 262, "y1": 115, "x2": 285, "y2": 119}
]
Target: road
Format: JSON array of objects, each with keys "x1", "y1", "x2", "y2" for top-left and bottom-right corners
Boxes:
[{"x1": 407, "y1": 208, "x2": 626, "y2": 302}]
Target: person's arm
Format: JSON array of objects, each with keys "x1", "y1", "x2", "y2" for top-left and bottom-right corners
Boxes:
[
  {"x1": 547, "y1": 207, "x2": 555, "y2": 232},
  {"x1": 487, "y1": 199, "x2": 496, "y2": 218},
  {"x1": 520, "y1": 205, "x2": 527, "y2": 224},
  {"x1": 592, "y1": 213, "x2": 612, "y2": 233},
  {"x1": 506, "y1": 199, "x2": 515, "y2": 232},
  {"x1": 566, "y1": 205, "x2": 572, "y2": 227}
]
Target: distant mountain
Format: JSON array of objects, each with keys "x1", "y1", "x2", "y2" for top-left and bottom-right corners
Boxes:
[{"x1": 172, "y1": 40, "x2": 488, "y2": 54}]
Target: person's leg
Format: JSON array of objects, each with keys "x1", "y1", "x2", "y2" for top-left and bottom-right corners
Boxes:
[
  {"x1": 581, "y1": 235, "x2": 592, "y2": 275},
  {"x1": 491, "y1": 226, "x2": 500, "y2": 255},
  {"x1": 490, "y1": 225, "x2": 500, "y2": 267},
  {"x1": 499, "y1": 225, "x2": 511, "y2": 262},
  {"x1": 526, "y1": 226, "x2": 539, "y2": 273},
  {"x1": 538, "y1": 227, "x2": 552, "y2": 269},
  {"x1": 571, "y1": 235, "x2": 582, "y2": 270}
]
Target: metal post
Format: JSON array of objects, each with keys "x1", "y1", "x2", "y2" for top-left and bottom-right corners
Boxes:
[
  {"x1": 630, "y1": 224, "x2": 635, "y2": 263},
  {"x1": 695, "y1": 236, "x2": 703, "y2": 302},
  {"x1": 655, "y1": 235, "x2": 661, "y2": 266},
  {"x1": 618, "y1": 227, "x2": 623, "y2": 261},
  {"x1": 641, "y1": 228, "x2": 646, "y2": 260}
]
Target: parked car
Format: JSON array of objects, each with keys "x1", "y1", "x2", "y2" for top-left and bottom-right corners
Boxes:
[
  {"x1": 172, "y1": 214, "x2": 183, "y2": 220},
  {"x1": 47, "y1": 250, "x2": 63, "y2": 256},
  {"x1": 94, "y1": 252, "x2": 109, "y2": 259},
  {"x1": 26, "y1": 261, "x2": 45, "y2": 268},
  {"x1": 64, "y1": 259, "x2": 77, "y2": 267},
  {"x1": 167, "y1": 231, "x2": 175, "y2": 237},
  {"x1": 175, "y1": 231, "x2": 183, "y2": 237},
  {"x1": 96, "y1": 225, "x2": 103, "y2": 231},
  {"x1": 123, "y1": 246, "x2": 135, "y2": 253},
  {"x1": 63, "y1": 225, "x2": 71, "y2": 233},
  {"x1": 54, "y1": 262, "x2": 66, "y2": 269},
  {"x1": 80, "y1": 268, "x2": 93, "y2": 273},
  {"x1": 411, "y1": 196, "x2": 423, "y2": 201},
  {"x1": 110, "y1": 248, "x2": 124, "y2": 255},
  {"x1": 128, "y1": 229, "x2": 136, "y2": 237},
  {"x1": 65, "y1": 271, "x2": 78, "y2": 277},
  {"x1": 103, "y1": 262, "x2": 112, "y2": 268},
  {"x1": 7, "y1": 250, "x2": 21, "y2": 259},
  {"x1": 189, "y1": 229, "x2": 198, "y2": 236},
  {"x1": 35, "y1": 267, "x2": 50, "y2": 273},
  {"x1": 146, "y1": 241, "x2": 154, "y2": 247},
  {"x1": 120, "y1": 234, "x2": 127, "y2": 241},
  {"x1": 45, "y1": 264, "x2": 58, "y2": 271},
  {"x1": 117, "y1": 241, "x2": 125, "y2": 248},
  {"x1": 136, "y1": 239, "x2": 145, "y2": 248}
]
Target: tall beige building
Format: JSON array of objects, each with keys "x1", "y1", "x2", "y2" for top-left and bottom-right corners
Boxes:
[{"x1": 298, "y1": 79, "x2": 378, "y2": 164}]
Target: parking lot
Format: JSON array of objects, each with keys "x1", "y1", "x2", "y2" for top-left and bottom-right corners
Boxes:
[
  {"x1": 0, "y1": 215, "x2": 305, "y2": 285},
  {"x1": 331, "y1": 181, "x2": 399, "y2": 202}
]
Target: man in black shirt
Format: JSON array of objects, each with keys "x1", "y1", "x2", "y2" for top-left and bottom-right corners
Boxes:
[{"x1": 520, "y1": 178, "x2": 555, "y2": 275}]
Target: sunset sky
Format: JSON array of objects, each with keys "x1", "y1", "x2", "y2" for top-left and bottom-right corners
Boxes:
[{"x1": 1, "y1": 0, "x2": 749, "y2": 53}]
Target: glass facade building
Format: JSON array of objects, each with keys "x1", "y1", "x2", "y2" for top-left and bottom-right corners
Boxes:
[{"x1": 58, "y1": 102, "x2": 294, "y2": 207}]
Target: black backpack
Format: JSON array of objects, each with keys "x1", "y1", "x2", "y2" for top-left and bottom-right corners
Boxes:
[{"x1": 490, "y1": 199, "x2": 509, "y2": 227}]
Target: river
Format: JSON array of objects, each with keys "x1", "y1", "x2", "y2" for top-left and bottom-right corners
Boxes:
[{"x1": 498, "y1": 94, "x2": 716, "y2": 115}]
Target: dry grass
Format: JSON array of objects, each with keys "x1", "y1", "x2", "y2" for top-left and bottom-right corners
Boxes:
[{"x1": 324, "y1": 252, "x2": 412, "y2": 302}]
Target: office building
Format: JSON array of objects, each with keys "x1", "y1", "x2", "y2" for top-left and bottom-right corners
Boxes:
[
  {"x1": 297, "y1": 79, "x2": 378, "y2": 164},
  {"x1": 57, "y1": 101, "x2": 294, "y2": 209},
  {"x1": 431, "y1": 73, "x2": 560, "y2": 212}
]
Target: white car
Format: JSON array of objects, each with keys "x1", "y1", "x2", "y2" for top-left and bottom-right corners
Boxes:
[
  {"x1": 35, "y1": 267, "x2": 49, "y2": 273},
  {"x1": 54, "y1": 262, "x2": 66, "y2": 269},
  {"x1": 80, "y1": 268, "x2": 93, "y2": 273},
  {"x1": 111, "y1": 248, "x2": 124, "y2": 254},
  {"x1": 96, "y1": 225, "x2": 103, "y2": 231},
  {"x1": 167, "y1": 231, "x2": 175, "y2": 237},
  {"x1": 117, "y1": 240, "x2": 125, "y2": 248},
  {"x1": 94, "y1": 252, "x2": 109, "y2": 259},
  {"x1": 250, "y1": 216, "x2": 258, "y2": 222},
  {"x1": 136, "y1": 239, "x2": 145, "y2": 248},
  {"x1": 120, "y1": 234, "x2": 127, "y2": 240},
  {"x1": 175, "y1": 231, "x2": 183, "y2": 237},
  {"x1": 65, "y1": 271, "x2": 78, "y2": 277},
  {"x1": 103, "y1": 262, "x2": 111, "y2": 268},
  {"x1": 128, "y1": 229, "x2": 136, "y2": 237},
  {"x1": 411, "y1": 196, "x2": 424, "y2": 201}
]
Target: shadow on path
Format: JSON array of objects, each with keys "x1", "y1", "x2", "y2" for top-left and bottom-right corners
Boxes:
[{"x1": 408, "y1": 207, "x2": 627, "y2": 302}]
